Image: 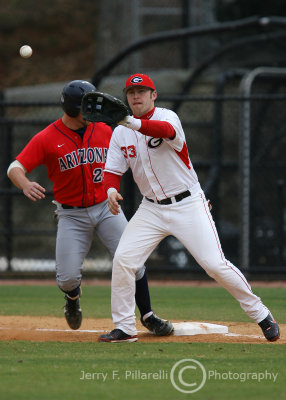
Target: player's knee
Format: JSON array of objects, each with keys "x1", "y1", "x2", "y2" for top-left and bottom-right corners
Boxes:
[
  {"x1": 201, "y1": 257, "x2": 229, "y2": 279},
  {"x1": 57, "y1": 276, "x2": 81, "y2": 293},
  {"x1": 114, "y1": 248, "x2": 126, "y2": 266},
  {"x1": 199, "y1": 257, "x2": 220, "y2": 276},
  {"x1": 114, "y1": 249, "x2": 139, "y2": 273}
]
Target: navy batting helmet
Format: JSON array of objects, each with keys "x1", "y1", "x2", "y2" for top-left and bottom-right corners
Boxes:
[{"x1": 60, "y1": 80, "x2": 96, "y2": 117}]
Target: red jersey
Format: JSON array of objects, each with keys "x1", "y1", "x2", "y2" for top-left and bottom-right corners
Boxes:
[{"x1": 16, "y1": 118, "x2": 112, "y2": 207}]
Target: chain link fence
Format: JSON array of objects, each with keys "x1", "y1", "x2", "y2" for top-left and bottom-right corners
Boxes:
[
  {"x1": 1, "y1": 74, "x2": 285, "y2": 276},
  {"x1": 1, "y1": 9, "x2": 286, "y2": 277}
]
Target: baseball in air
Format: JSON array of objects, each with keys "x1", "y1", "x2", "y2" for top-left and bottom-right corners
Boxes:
[{"x1": 19, "y1": 45, "x2": 33, "y2": 58}]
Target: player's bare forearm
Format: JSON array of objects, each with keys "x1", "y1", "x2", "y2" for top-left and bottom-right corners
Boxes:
[
  {"x1": 108, "y1": 191, "x2": 123, "y2": 215},
  {"x1": 8, "y1": 167, "x2": 46, "y2": 202}
]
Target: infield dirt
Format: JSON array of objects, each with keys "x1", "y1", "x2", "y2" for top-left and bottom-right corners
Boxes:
[
  {"x1": 0, "y1": 316, "x2": 284, "y2": 344},
  {"x1": 0, "y1": 279, "x2": 284, "y2": 344}
]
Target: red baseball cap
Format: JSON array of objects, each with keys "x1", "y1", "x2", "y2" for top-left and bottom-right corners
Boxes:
[{"x1": 124, "y1": 73, "x2": 156, "y2": 93}]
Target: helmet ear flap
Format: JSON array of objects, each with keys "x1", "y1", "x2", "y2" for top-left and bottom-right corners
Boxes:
[{"x1": 60, "y1": 94, "x2": 80, "y2": 117}]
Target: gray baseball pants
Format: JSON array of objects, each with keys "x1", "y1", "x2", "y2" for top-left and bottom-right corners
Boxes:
[{"x1": 54, "y1": 200, "x2": 145, "y2": 292}]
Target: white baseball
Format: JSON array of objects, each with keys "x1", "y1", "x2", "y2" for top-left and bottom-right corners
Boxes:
[{"x1": 19, "y1": 45, "x2": 33, "y2": 58}]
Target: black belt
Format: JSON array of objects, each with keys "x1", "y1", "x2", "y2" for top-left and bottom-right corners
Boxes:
[
  {"x1": 145, "y1": 190, "x2": 191, "y2": 205},
  {"x1": 61, "y1": 204, "x2": 88, "y2": 209}
]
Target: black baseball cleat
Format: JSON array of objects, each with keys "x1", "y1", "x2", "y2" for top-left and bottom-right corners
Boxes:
[
  {"x1": 98, "y1": 329, "x2": 138, "y2": 343},
  {"x1": 258, "y1": 313, "x2": 280, "y2": 342},
  {"x1": 141, "y1": 313, "x2": 174, "y2": 336},
  {"x1": 64, "y1": 294, "x2": 82, "y2": 330}
]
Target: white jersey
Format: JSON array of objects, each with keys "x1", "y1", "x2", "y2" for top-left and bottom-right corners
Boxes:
[{"x1": 105, "y1": 107, "x2": 199, "y2": 200}]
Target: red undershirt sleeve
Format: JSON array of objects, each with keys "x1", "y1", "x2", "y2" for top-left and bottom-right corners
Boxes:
[
  {"x1": 138, "y1": 120, "x2": 176, "y2": 139},
  {"x1": 104, "y1": 171, "x2": 121, "y2": 193}
]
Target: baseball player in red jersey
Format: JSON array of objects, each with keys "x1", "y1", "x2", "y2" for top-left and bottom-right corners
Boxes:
[
  {"x1": 98, "y1": 73, "x2": 280, "y2": 343},
  {"x1": 7, "y1": 80, "x2": 173, "y2": 336}
]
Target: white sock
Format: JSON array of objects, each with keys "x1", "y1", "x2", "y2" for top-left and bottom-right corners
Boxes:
[{"x1": 142, "y1": 311, "x2": 153, "y2": 321}]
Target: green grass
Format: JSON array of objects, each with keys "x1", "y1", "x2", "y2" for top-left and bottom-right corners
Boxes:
[
  {"x1": 0, "y1": 285, "x2": 112, "y2": 318},
  {"x1": 0, "y1": 284, "x2": 285, "y2": 399},
  {"x1": 0, "y1": 342, "x2": 285, "y2": 400},
  {"x1": 0, "y1": 285, "x2": 285, "y2": 323}
]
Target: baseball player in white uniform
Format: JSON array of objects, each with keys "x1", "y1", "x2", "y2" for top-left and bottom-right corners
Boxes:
[{"x1": 98, "y1": 73, "x2": 280, "y2": 343}]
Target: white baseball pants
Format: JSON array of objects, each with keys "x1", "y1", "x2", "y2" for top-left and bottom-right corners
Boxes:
[{"x1": 111, "y1": 188, "x2": 269, "y2": 335}]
